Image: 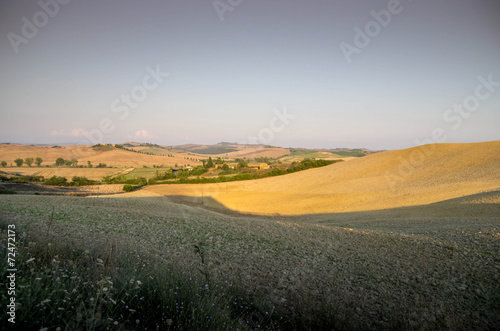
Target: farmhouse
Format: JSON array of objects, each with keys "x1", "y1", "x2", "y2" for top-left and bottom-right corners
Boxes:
[{"x1": 248, "y1": 162, "x2": 269, "y2": 170}]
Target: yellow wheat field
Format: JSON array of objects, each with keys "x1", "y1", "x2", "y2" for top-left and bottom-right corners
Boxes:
[{"x1": 127, "y1": 141, "x2": 500, "y2": 215}]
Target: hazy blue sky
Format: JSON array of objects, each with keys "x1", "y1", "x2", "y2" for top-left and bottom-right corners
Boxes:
[{"x1": 1, "y1": 0, "x2": 499, "y2": 149}]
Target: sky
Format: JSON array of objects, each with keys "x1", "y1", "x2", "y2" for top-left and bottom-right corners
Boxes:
[{"x1": 0, "y1": 0, "x2": 499, "y2": 150}]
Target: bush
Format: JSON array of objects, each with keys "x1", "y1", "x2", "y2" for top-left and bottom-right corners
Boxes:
[
  {"x1": 123, "y1": 184, "x2": 134, "y2": 192},
  {"x1": 269, "y1": 168, "x2": 286, "y2": 176},
  {"x1": 71, "y1": 176, "x2": 96, "y2": 186},
  {"x1": 45, "y1": 176, "x2": 68, "y2": 186},
  {"x1": 0, "y1": 189, "x2": 17, "y2": 194},
  {"x1": 190, "y1": 166, "x2": 208, "y2": 176},
  {"x1": 11, "y1": 175, "x2": 45, "y2": 183}
]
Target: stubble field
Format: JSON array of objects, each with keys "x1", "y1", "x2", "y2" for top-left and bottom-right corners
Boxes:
[{"x1": 1, "y1": 192, "x2": 499, "y2": 330}]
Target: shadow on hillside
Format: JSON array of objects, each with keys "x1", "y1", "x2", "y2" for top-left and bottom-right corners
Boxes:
[
  {"x1": 163, "y1": 194, "x2": 229, "y2": 211},
  {"x1": 158, "y1": 190, "x2": 500, "y2": 229}
]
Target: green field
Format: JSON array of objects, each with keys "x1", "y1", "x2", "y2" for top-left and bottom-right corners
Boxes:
[
  {"x1": 181, "y1": 146, "x2": 237, "y2": 155},
  {"x1": 130, "y1": 146, "x2": 173, "y2": 156},
  {"x1": 328, "y1": 149, "x2": 370, "y2": 157},
  {"x1": 123, "y1": 167, "x2": 174, "y2": 180},
  {"x1": 278, "y1": 148, "x2": 372, "y2": 163},
  {"x1": 279, "y1": 149, "x2": 342, "y2": 162}
]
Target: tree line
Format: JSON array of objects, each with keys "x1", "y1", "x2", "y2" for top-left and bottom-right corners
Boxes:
[
  {"x1": 1, "y1": 157, "x2": 107, "y2": 168},
  {"x1": 0, "y1": 174, "x2": 96, "y2": 187},
  {"x1": 3, "y1": 157, "x2": 44, "y2": 167}
]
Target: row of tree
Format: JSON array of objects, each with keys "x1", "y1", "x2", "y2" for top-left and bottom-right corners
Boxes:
[
  {"x1": 1, "y1": 158, "x2": 107, "y2": 168},
  {"x1": 8, "y1": 157, "x2": 44, "y2": 167},
  {"x1": 0, "y1": 174, "x2": 96, "y2": 186}
]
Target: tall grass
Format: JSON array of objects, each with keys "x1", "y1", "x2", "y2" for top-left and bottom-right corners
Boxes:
[{"x1": 0, "y1": 222, "x2": 278, "y2": 330}]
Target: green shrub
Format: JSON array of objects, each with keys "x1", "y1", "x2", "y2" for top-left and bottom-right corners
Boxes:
[
  {"x1": 45, "y1": 176, "x2": 68, "y2": 186},
  {"x1": 71, "y1": 176, "x2": 96, "y2": 186},
  {"x1": 123, "y1": 184, "x2": 134, "y2": 192},
  {"x1": 11, "y1": 175, "x2": 44, "y2": 183},
  {"x1": 190, "y1": 166, "x2": 208, "y2": 176},
  {"x1": 270, "y1": 168, "x2": 286, "y2": 176},
  {"x1": 0, "y1": 189, "x2": 16, "y2": 194}
]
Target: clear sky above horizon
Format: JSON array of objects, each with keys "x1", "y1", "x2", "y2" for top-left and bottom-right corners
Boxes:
[{"x1": 0, "y1": 0, "x2": 499, "y2": 150}]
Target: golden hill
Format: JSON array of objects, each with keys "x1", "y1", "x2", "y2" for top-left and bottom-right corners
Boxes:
[
  {"x1": 136, "y1": 141, "x2": 500, "y2": 215},
  {"x1": 0, "y1": 144, "x2": 201, "y2": 168}
]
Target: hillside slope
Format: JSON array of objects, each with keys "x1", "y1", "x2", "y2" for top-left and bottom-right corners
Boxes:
[
  {"x1": 139, "y1": 141, "x2": 500, "y2": 215},
  {"x1": 0, "y1": 144, "x2": 200, "y2": 167}
]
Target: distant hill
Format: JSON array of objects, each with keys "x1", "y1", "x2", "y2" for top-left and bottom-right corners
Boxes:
[{"x1": 172, "y1": 143, "x2": 375, "y2": 160}]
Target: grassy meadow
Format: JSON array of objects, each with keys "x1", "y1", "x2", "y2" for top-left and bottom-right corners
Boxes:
[{"x1": 1, "y1": 192, "x2": 499, "y2": 330}]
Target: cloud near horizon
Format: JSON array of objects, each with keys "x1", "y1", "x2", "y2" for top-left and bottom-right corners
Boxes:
[
  {"x1": 50, "y1": 128, "x2": 87, "y2": 137},
  {"x1": 50, "y1": 129, "x2": 65, "y2": 136},
  {"x1": 128, "y1": 130, "x2": 158, "y2": 140},
  {"x1": 71, "y1": 128, "x2": 86, "y2": 137}
]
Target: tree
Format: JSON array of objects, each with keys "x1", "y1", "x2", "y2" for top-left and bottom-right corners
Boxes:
[
  {"x1": 55, "y1": 157, "x2": 65, "y2": 166},
  {"x1": 87, "y1": 161, "x2": 92, "y2": 168},
  {"x1": 24, "y1": 158, "x2": 34, "y2": 167},
  {"x1": 35, "y1": 157, "x2": 43, "y2": 167},
  {"x1": 238, "y1": 160, "x2": 248, "y2": 169},
  {"x1": 206, "y1": 157, "x2": 214, "y2": 168},
  {"x1": 14, "y1": 158, "x2": 23, "y2": 167},
  {"x1": 1, "y1": 161, "x2": 6, "y2": 167},
  {"x1": 70, "y1": 159, "x2": 78, "y2": 167}
]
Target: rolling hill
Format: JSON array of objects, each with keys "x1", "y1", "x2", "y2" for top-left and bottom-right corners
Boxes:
[
  {"x1": 136, "y1": 141, "x2": 500, "y2": 215},
  {"x1": 173, "y1": 143, "x2": 291, "y2": 159},
  {"x1": 0, "y1": 144, "x2": 201, "y2": 168}
]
